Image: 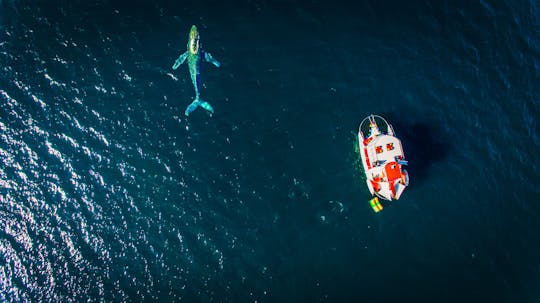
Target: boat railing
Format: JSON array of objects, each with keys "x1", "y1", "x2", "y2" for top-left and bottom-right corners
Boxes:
[
  {"x1": 387, "y1": 124, "x2": 395, "y2": 136},
  {"x1": 358, "y1": 115, "x2": 392, "y2": 137}
]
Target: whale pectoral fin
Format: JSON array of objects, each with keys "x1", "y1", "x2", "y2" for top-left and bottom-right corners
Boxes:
[
  {"x1": 173, "y1": 51, "x2": 189, "y2": 69},
  {"x1": 184, "y1": 99, "x2": 214, "y2": 116},
  {"x1": 204, "y1": 52, "x2": 221, "y2": 68}
]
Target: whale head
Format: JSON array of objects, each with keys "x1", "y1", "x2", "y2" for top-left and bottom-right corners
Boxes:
[{"x1": 188, "y1": 25, "x2": 200, "y2": 55}]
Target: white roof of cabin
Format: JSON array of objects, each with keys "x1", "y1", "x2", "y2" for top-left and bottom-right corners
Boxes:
[{"x1": 368, "y1": 135, "x2": 404, "y2": 164}]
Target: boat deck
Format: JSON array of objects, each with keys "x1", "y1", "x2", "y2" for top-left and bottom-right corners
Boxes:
[{"x1": 367, "y1": 135, "x2": 404, "y2": 167}]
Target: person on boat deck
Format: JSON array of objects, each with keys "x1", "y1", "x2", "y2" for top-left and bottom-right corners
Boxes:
[
  {"x1": 395, "y1": 155, "x2": 408, "y2": 165},
  {"x1": 373, "y1": 160, "x2": 386, "y2": 166}
]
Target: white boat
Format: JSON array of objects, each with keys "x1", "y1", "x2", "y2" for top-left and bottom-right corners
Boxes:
[{"x1": 358, "y1": 115, "x2": 409, "y2": 202}]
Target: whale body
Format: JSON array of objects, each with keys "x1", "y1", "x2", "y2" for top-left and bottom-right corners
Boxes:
[{"x1": 172, "y1": 25, "x2": 221, "y2": 116}]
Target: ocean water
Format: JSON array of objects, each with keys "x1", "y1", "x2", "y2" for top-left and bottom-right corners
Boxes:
[{"x1": 0, "y1": 0, "x2": 539, "y2": 302}]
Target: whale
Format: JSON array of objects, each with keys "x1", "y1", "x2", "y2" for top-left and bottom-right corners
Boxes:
[{"x1": 172, "y1": 25, "x2": 221, "y2": 116}]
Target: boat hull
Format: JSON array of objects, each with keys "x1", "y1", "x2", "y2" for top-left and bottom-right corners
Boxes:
[{"x1": 358, "y1": 115, "x2": 408, "y2": 201}]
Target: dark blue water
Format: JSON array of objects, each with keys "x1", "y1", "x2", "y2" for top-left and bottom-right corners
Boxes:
[{"x1": 1, "y1": 1, "x2": 539, "y2": 302}]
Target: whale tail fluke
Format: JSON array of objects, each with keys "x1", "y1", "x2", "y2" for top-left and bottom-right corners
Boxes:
[{"x1": 185, "y1": 98, "x2": 214, "y2": 116}]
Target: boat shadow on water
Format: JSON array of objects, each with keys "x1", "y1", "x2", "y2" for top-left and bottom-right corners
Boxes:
[{"x1": 382, "y1": 113, "x2": 450, "y2": 185}]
